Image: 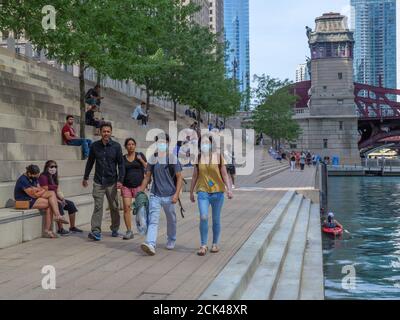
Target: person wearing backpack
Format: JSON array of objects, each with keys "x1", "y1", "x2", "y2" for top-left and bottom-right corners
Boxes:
[
  {"x1": 138, "y1": 134, "x2": 183, "y2": 256},
  {"x1": 121, "y1": 138, "x2": 147, "y2": 240},
  {"x1": 190, "y1": 136, "x2": 233, "y2": 256}
]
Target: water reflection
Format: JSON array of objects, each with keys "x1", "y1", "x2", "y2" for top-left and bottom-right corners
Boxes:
[{"x1": 324, "y1": 177, "x2": 400, "y2": 300}]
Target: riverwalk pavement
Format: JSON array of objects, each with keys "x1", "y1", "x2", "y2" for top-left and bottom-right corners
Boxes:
[{"x1": 0, "y1": 149, "x2": 317, "y2": 300}]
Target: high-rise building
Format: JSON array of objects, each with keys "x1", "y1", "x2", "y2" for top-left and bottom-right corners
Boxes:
[
  {"x1": 184, "y1": 0, "x2": 210, "y2": 28},
  {"x1": 296, "y1": 63, "x2": 310, "y2": 82},
  {"x1": 209, "y1": 0, "x2": 224, "y2": 43},
  {"x1": 224, "y1": 0, "x2": 250, "y2": 109},
  {"x1": 351, "y1": 0, "x2": 397, "y2": 89}
]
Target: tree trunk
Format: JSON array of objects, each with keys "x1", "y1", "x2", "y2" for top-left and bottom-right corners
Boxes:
[
  {"x1": 146, "y1": 87, "x2": 151, "y2": 114},
  {"x1": 79, "y1": 59, "x2": 86, "y2": 139},
  {"x1": 96, "y1": 71, "x2": 101, "y2": 86},
  {"x1": 173, "y1": 99, "x2": 177, "y2": 122},
  {"x1": 197, "y1": 108, "x2": 201, "y2": 122},
  {"x1": 215, "y1": 115, "x2": 219, "y2": 127},
  {"x1": 207, "y1": 112, "x2": 210, "y2": 125}
]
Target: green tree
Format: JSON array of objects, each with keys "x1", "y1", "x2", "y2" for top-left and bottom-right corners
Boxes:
[
  {"x1": 252, "y1": 75, "x2": 301, "y2": 149},
  {"x1": 1, "y1": 0, "x2": 155, "y2": 138}
]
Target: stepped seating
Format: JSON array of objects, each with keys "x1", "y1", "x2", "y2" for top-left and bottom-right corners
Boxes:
[
  {"x1": 199, "y1": 191, "x2": 324, "y2": 300},
  {"x1": 0, "y1": 47, "x2": 194, "y2": 249}
]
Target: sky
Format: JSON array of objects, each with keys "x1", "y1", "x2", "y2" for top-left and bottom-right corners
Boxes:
[{"x1": 250, "y1": 0, "x2": 350, "y2": 84}]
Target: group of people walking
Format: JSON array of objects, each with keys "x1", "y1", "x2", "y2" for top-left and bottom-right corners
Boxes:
[
  {"x1": 289, "y1": 151, "x2": 316, "y2": 171},
  {"x1": 15, "y1": 122, "x2": 234, "y2": 257}
]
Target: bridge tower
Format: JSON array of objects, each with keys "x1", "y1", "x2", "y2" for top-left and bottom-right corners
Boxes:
[{"x1": 296, "y1": 13, "x2": 360, "y2": 164}]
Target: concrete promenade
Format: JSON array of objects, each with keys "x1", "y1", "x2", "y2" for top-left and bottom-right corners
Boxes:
[{"x1": 0, "y1": 149, "x2": 319, "y2": 300}]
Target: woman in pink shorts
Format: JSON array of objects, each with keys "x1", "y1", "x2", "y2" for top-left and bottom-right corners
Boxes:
[{"x1": 122, "y1": 138, "x2": 147, "y2": 240}]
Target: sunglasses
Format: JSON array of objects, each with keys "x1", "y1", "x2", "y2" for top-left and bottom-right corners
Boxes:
[{"x1": 50, "y1": 165, "x2": 58, "y2": 169}]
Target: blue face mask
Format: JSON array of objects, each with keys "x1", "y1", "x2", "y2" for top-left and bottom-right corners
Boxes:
[
  {"x1": 158, "y1": 143, "x2": 168, "y2": 152},
  {"x1": 201, "y1": 144, "x2": 211, "y2": 153}
]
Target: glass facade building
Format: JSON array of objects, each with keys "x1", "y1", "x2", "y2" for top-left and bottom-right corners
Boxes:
[
  {"x1": 351, "y1": 0, "x2": 397, "y2": 89},
  {"x1": 224, "y1": 0, "x2": 250, "y2": 109}
]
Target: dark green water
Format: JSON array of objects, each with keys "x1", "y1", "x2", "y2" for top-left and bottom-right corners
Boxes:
[{"x1": 323, "y1": 176, "x2": 400, "y2": 300}]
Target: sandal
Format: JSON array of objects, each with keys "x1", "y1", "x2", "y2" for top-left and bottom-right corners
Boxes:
[
  {"x1": 43, "y1": 230, "x2": 58, "y2": 239},
  {"x1": 197, "y1": 246, "x2": 208, "y2": 256},
  {"x1": 54, "y1": 216, "x2": 69, "y2": 225},
  {"x1": 211, "y1": 244, "x2": 220, "y2": 253}
]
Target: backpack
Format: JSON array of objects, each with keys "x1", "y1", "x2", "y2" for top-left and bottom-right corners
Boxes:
[{"x1": 150, "y1": 154, "x2": 186, "y2": 218}]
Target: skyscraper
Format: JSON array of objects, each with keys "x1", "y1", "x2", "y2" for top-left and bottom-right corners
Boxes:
[
  {"x1": 209, "y1": 0, "x2": 224, "y2": 43},
  {"x1": 224, "y1": 0, "x2": 250, "y2": 109},
  {"x1": 183, "y1": 0, "x2": 209, "y2": 28},
  {"x1": 295, "y1": 63, "x2": 310, "y2": 83},
  {"x1": 351, "y1": 0, "x2": 397, "y2": 89}
]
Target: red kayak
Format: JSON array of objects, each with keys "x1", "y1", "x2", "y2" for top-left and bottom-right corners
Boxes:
[{"x1": 322, "y1": 226, "x2": 343, "y2": 236}]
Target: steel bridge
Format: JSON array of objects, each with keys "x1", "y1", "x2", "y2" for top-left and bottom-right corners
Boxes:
[{"x1": 292, "y1": 81, "x2": 400, "y2": 153}]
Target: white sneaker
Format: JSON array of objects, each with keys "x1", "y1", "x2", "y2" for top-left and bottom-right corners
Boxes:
[
  {"x1": 141, "y1": 243, "x2": 156, "y2": 256},
  {"x1": 232, "y1": 185, "x2": 235, "y2": 189},
  {"x1": 166, "y1": 240, "x2": 176, "y2": 250}
]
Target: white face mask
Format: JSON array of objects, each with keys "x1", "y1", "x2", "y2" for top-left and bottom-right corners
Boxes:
[
  {"x1": 48, "y1": 168, "x2": 57, "y2": 175},
  {"x1": 201, "y1": 144, "x2": 211, "y2": 153}
]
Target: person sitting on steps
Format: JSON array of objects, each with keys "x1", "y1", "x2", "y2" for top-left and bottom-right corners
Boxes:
[
  {"x1": 132, "y1": 101, "x2": 148, "y2": 127},
  {"x1": 85, "y1": 105, "x2": 106, "y2": 136},
  {"x1": 62, "y1": 115, "x2": 92, "y2": 160},
  {"x1": 14, "y1": 165, "x2": 69, "y2": 239},
  {"x1": 39, "y1": 160, "x2": 83, "y2": 236},
  {"x1": 85, "y1": 84, "x2": 104, "y2": 110}
]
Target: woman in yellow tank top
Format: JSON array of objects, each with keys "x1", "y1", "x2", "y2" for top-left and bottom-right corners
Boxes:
[{"x1": 190, "y1": 136, "x2": 233, "y2": 256}]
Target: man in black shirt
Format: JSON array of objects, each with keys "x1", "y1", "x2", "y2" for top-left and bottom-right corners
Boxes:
[{"x1": 83, "y1": 123, "x2": 125, "y2": 241}]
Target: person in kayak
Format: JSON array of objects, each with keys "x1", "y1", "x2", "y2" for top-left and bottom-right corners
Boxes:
[{"x1": 323, "y1": 212, "x2": 343, "y2": 229}]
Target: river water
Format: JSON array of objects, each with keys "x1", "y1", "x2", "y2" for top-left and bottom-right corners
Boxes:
[{"x1": 323, "y1": 176, "x2": 400, "y2": 300}]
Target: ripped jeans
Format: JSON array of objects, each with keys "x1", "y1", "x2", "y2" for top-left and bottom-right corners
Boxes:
[{"x1": 197, "y1": 192, "x2": 224, "y2": 247}]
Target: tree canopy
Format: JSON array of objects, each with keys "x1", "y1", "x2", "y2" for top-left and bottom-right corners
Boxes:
[{"x1": 0, "y1": 0, "x2": 242, "y2": 133}]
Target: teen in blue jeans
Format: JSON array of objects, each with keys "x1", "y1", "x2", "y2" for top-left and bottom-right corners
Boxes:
[
  {"x1": 197, "y1": 192, "x2": 225, "y2": 247},
  {"x1": 138, "y1": 134, "x2": 183, "y2": 256},
  {"x1": 146, "y1": 194, "x2": 177, "y2": 249}
]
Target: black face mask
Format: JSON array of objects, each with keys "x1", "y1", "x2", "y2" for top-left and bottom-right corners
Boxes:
[{"x1": 28, "y1": 175, "x2": 38, "y2": 182}]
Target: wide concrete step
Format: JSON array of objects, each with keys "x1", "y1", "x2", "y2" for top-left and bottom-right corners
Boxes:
[
  {"x1": 0, "y1": 127, "x2": 63, "y2": 145},
  {"x1": 299, "y1": 203, "x2": 324, "y2": 300},
  {"x1": 199, "y1": 191, "x2": 296, "y2": 300},
  {"x1": 256, "y1": 166, "x2": 289, "y2": 183},
  {"x1": 240, "y1": 194, "x2": 303, "y2": 300},
  {"x1": 0, "y1": 160, "x2": 87, "y2": 182},
  {"x1": 0, "y1": 194, "x2": 94, "y2": 249},
  {"x1": 0, "y1": 143, "x2": 81, "y2": 161},
  {"x1": 272, "y1": 198, "x2": 311, "y2": 300},
  {"x1": 0, "y1": 99, "x2": 78, "y2": 122},
  {"x1": 0, "y1": 67, "x2": 77, "y2": 97}
]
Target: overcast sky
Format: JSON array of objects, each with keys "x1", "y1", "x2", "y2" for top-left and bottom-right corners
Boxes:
[{"x1": 249, "y1": 0, "x2": 350, "y2": 84}]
